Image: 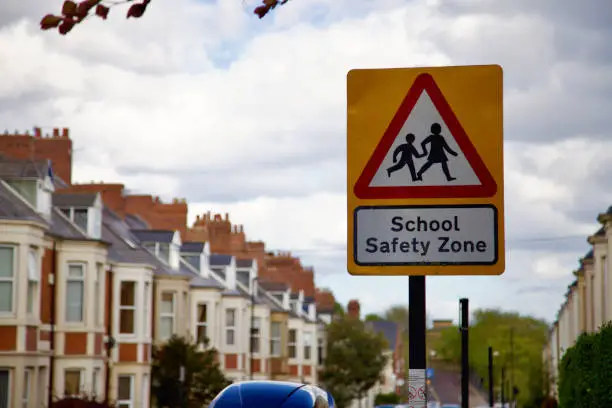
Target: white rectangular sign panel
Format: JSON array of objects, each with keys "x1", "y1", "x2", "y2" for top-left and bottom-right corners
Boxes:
[{"x1": 353, "y1": 205, "x2": 498, "y2": 266}]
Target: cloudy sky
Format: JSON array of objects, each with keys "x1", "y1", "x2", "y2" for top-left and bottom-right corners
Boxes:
[{"x1": 1, "y1": 0, "x2": 611, "y2": 323}]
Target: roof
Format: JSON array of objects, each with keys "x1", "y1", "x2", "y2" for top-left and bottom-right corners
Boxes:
[
  {"x1": 236, "y1": 258, "x2": 254, "y2": 268},
  {"x1": 210, "y1": 254, "x2": 233, "y2": 266},
  {"x1": 584, "y1": 249, "x2": 594, "y2": 260},
  {"x1": 124, "y1": 214, "x2": 149, "y2": 229},
  {"x1": 0, "y1": 156, "x2": 49, "y2": 179},
  {"x1": 595, "y1": 226, "x2": 605, "y2": 236},
  {"x1": 179, "y1": 260, "x2": 225, "y2": 289},
  {"x1": 131, "y1": 229, "x2": 175, "y2": 243},
  {"x1": 52, "y1": 192, "x2": 97, "y2": 208},
  {"x1": 366, "y1": 320, "x2": 398, "y2": 350},
  {"x1": 0, "y1": 182, "x2": 46, "y2": 223},
  {"x1": 259, "y1": 280, "x2": 289, "y2": 292},
  {"x1": 181, "y1": 242, "x2": 205, "y2": 254},
  {"x1": 51, "y1": 208, "x2": 88, "y2": 239}
]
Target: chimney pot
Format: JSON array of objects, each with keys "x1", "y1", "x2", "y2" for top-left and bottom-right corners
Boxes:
[
  {"x1": 52, "y1": 128, "x2": 59, "y2": 137},
  {"x1": 62, "y1": 128, "x2": 69, "y2": 138},
  {"x1": 225, "y1": 212, "x2": 229, "y2": 221},
  {"x1": 196, "y1": 215, "x2": 200, "y2": 221},
  {"x1": 34, "y1": 127, "x2": 42, "y2": 138}
]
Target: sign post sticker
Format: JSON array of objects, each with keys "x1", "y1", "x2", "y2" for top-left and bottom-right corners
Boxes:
[{"x1": 347, "y1": 65, "x2": 504, "y2": 276}]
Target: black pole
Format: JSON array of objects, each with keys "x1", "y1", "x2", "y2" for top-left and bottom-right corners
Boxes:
[
  {"x1": 510, "y1": 328, "x2": 515, "y2": 408},
  {"x1": 501, "y1": 366, "x2": 506, "y2": 407},
  {"x1": 408, "y1": 276, "x2": 426, "y2": 407},
  {"x1": 488, "y1": 347, "x2": 494, "y2": 407},
  {"x1": 460, "y1": 298, "x2": 469, "y2": 408}
]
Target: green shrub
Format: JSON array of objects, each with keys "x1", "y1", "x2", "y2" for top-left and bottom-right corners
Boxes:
[
  {"x1": 558, "y1": 322, "x2": 612, "y2": 407},
  {"x1": 373, "y1": 392, "x2": 400, "y2": 405}
]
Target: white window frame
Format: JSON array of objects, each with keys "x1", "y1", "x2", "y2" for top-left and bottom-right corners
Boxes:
[
  {"x1": 303, "y1": 331, "x2": 312, "y2": 361},
  {"x1": 92, "y1": 368, "x2": 100, "y2": 397},
  {"x1": 72, "y1": 208, "x2": 89, "y2": 232},
  {"x1": 0, "y1": 246, "x2": 15, "y2": 314},
  {"x1": 251, "y1": 317, "x2": 261, "y2": 354},
  {"x1": 270, "y1": 322, "x2": 282, "y2": 357},
  {"x1": 64, "y1": 369, "x2": 83, "y2": 397},
  {"x1": 119, "y1": 281, "x2": 137, "y2": 335},
  {"x1": 144, "y1": 282, "x2": 151, "y2": 338},
  {"x1": 196, "y1": 303, "x2": 208, "y2": 344},
  {"x1": 288, "y1": 329, "x2": 297, "y2": 359},
  {"x1": 117, "y1": 375, "x2": 134, "y2": 408},
  {"x1": 65, "y1": 263, "x2": 85, "y2": 323},
  {"x1": 22, "y1": 368, "x2": 31, "y2": 408},
  {"x1": 27, "y1": 249, "x2": 39, "y2": 315},
  {"x1": 94, "y1": 263, "x2": 103, "y2": 326},
  {"x1": 160, "y1": 292, "x2": 176, "y2": 341},
  {"x1": 225, "y1": 308, "x2": 236, "y2": 346},
  {"x1": 142, "y1": 374, "x2": 150, "y2": 408}
]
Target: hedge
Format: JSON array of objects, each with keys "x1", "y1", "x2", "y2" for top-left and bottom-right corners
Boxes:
[{"x1": 557, "y1": 322, "x2": 612, "y2": 407}]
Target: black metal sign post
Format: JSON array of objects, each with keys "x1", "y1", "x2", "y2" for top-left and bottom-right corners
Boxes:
[
  {"x1": 408, "y1": 276, "x2": 427, "y2": 408},
  {"x1": 460, "y1": 298, "x2": 469, "y2": 408}
]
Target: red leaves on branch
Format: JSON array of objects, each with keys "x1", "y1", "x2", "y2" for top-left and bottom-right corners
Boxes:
[
  {"x1": 40, "y1": 0, "x2": 154, "y2": 35},
  {"x1": 126, "y1": 0, "x2": 151, "y2": 18},
  {"x1": 254, "y1": 0, "x2": 289, "y2": 19},
  {"x1": 40, "y1": 0, "x2": 289, "y2": 35}
]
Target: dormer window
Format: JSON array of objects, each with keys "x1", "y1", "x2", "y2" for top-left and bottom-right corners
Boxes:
[
  {"x1": 183, "y1": 254, "x2": 200, "y2": 270},
  {"x1": 158, "y1": 243, "x2": 170, "y2": 262},
  {"x1": 60, "y1": 207, "x2": 89, "y2": 232}
]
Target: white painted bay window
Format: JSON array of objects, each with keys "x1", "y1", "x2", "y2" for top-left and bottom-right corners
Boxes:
[
  {"x1": 119, "y1": 281, "x2": 136, "y2": 335},
  {"x1": 225, "y1": 308, "x2": 236, "y2": 346},
  {"x1": 65, "y1": 264, "x2": 85, "y2": 323},
  {"x1": 117, "y1": 375, "x2": 134, "y2": 408},
  {"x1": 270, "y1": 322, "x2": 281, "y2": 357},
  {"x1": 196, "y1": 303, "x2": 208, "y2": 344},
  {"x1": 0, "y1": 246, "x2": 14, "y2": 313},
  {"x1": 160, "y1": 292, "x2": 176, "y2": 340},
  {"x1": 27, "y1": 249, "x2": 39, "y2": 315}
]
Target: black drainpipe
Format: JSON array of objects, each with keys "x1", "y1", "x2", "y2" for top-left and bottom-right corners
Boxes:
[{"x1": 48, "y1": 240, "x2": 58, "y2": 407}]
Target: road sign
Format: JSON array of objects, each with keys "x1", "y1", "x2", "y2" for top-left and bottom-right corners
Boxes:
[
  {"x1": 426, "y1": 368, "x2": 434, "y2": 379},
  {"x1": 347, "y1": 65, "x2": 504, "y2": 276}
]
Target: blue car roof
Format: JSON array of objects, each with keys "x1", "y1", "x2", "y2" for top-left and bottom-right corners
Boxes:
[{"x1": 210, "y1": 381, "x2": 334, "y2": 408}]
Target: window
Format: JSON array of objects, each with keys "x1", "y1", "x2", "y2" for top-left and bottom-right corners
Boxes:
[
  {"x1": 65, "y1": 264, "x2": 85, "y2": 323},
  {"x1": 92, "y1": 368, "x2": 100, "y2": 396},
  {"x1": 144, "y1": 282, "x2": 151, "y2": 336},
  {"x1": 64, "y1": 369, "x2": 82, "y2": 396},
  {"x1": 27, "y1": 249, "x2": 39, "y2": 314},
  {"x1": 251, "y1": 317, "x2": 261, "y2": 353},
  {"x1": 158, "y1": 244, "x2": 170, "y2": 262},
  {"x1": 0, "y1": 370, "x2": 9, "y2": 408},
  {"x1": 0, "y1": 247, "x2": 14, "y2": 313},
  {"x1": 160, "y1": 292, "x2": 175, "y2": 340},
  {"x1": 303, "y1": 331, "x2": 312, "y2": 361},
  {"x1": 288, "y1": 329, "x2": 297, "y2": 359},
  {"x1": 270, "y1": 322, "x2": 281, "y2": 357},
  {"x1": 73, "y1": 209, "x2": 88, "y2": 231},
  {"x1": 196, "y1": 303, "x2": 208, "y2": 344},
  {"x1": 22, "y1": 369, "x2": 31, "y2": 408},
  {"x1": 183, "y1": 255, "x2": 200, "y2": 270},
  {"x1": 225, "y1": 308, "x2": 236, "y2": 346},
  {"x1": 94, "y1": 264, "x2": 103, "y2": 325},
  {"x1": 119, "y1": 281, "x2": 136, "y2": 335},
  {"x1": 60, "y1": 208, "x2": 71, "y2": 219},
  {"x1": 117, "y1": 375, "x2": 134, "y2": 408}
]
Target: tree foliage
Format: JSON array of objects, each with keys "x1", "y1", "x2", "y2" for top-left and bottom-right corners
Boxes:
[
  {"x1": 151, "y1": 335, "x2": 230, "y2": 408},
  {"x1": 320, "y1": 315, "x2": 388, "y2": 408},
  {"x1": 374, "y1": 392, "x2": 400, "y2": 405},
  {"x1": 557, "y1": 322, "x2": 612, "y2": 408},
  {"x1": 40, "y1": 0, "x2": 290, "y2": 35},
  {"x1": 432, "y1": 309, "x2": 549, "y2": 408}
]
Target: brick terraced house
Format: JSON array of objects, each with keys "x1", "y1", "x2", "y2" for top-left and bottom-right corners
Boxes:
[{"x1": 0, "y1": 128, "x2": 340, "y2": 408}]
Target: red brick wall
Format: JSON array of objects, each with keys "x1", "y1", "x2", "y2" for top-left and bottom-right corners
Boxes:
[{"x1": 0, "y1": 127, "x2": 72, "y2": 183}]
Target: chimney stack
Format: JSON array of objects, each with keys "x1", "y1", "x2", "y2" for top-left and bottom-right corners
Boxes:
[{"x1": 347, "y1": 299, "x2": 360, "y2": 319}]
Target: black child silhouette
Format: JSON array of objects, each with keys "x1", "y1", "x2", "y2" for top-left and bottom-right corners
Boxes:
[
  {"x1": 386, "y1": 133, "x2": 426, "y2": 181},
  {"x1": 416, "y1": 122, "x2": 458, "y2": 181}
]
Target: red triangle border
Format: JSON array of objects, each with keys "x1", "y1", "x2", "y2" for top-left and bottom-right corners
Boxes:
[{"x1": 353, "y1": 73, "x2": 497, "y2": 199}]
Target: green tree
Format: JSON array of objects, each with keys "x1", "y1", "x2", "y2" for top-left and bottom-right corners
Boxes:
[
  {"x1": 365, "y1": 313, "x2": 383, "y2": 321},
  {"x1": 320, "y1": 315, "x2": 388, "y2": 408},
  {"x1": 433, "y1": 309, "x2": 549, "y2": 408},
  {"x1": 374, "y1": 392, "x2": 400, "y2": 405},
  {"x1": 151, "y1": 335, "x2": 230, "y2": 408}
]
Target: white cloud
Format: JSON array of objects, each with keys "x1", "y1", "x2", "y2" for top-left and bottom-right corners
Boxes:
[{"x1": 0, "y1": 0, "x2": 610, "y2": 323}]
